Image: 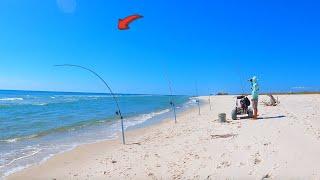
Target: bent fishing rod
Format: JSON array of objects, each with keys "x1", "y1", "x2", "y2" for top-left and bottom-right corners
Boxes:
[
  {"x1": 164, "y1": 74, "x2": 177, "y2": 123},
  {"x1": 54, "y1": 64, "x2": 126, "y2": 144}
]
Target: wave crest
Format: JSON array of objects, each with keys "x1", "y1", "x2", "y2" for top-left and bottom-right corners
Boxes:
[{"x1": 0, "y1": 98, "x2": 24, "y2": 101}]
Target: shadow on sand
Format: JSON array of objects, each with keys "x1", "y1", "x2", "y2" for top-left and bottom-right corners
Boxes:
[
  {"x1": 258, "y1": 115, "x2": 286, "y2": 120},
  {"x1": 239, "y1": 115, "x2": 286, "y2": 120}
]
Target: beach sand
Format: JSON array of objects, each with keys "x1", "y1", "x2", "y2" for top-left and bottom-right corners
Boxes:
[{"x1": 7, "y1": 94, "x2": 320, "y2": 179}]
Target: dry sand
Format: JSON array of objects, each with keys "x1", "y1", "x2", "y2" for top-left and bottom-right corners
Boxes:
[{"x1": 7, "y1": 94, "x2": 320, "y2": 179}]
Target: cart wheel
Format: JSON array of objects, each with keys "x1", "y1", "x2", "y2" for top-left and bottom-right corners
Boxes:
[
  {"x1": 248, "y1": 108, "x2": 253, "y2": 118},
  {"x1": 231, "y1": 108, "x2": 237, "y2": 120}
]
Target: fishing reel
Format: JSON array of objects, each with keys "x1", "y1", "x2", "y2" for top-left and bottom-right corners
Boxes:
[{"x1": 115, "y1": 110, "x2": 123, "y2": 119}]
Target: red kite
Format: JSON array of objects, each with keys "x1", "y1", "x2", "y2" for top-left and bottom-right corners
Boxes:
[{"x1": 118, "y1": 14, "x2": 143, "y2": 30}]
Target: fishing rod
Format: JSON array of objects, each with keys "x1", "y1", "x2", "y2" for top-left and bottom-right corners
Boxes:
[
  {"x1": 208, "y1": 93, "x2": 212, "y2": 111},
  {"x1": 207, "y1": 88, "x2": 213, "y2": 110},
  {"x1": 164, "y1": 74, "x2": 177, "y2": 123},
  {"x1": 54, "y1": 64, "x2": 126, "y2": 145},
  {"x1": 195, "y1": 82, "x2": 201, "y2": 115}
]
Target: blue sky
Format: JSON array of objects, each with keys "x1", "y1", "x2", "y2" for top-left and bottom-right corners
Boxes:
[{"x1": 0, "y1": 0, "x2": 319, "y2": 95}]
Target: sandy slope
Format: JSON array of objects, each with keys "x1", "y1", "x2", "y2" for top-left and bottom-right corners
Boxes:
[{"x1": 7, "y1": 94, "x2": 320, "y2": 179}]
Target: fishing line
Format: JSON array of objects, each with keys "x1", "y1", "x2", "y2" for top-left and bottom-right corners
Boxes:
[
  {"x1": 232, "y1": 58, "x2": 247, "y2": 95},
  {"x1": 54, "y1": 64, "x2": 126, "y2": 144}
]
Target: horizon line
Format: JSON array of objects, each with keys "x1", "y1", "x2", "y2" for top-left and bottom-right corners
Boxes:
[
  {"x1": 0, "y1": 89, "x2": 189, "y2": 96},
  {"x1": 1, "y1": 89, "x2": 320, "y2": 96}
]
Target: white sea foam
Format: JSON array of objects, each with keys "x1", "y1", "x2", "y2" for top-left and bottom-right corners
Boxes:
[
  {"x1": 3, "y1": 149, "x2": 42, "y2": 167},
  {"x1": 137, "y1": 109, "x2": 170, "y2": 122},
  {"x1": 0, "y1": 98, "x2": 23, "y2": 101},
  {"x1": 34, "y1": 103, "x2": 48, "y2": 106},
  {"x1": 1, "y1": 138, "x2": 18, "y2": 143},
  {"x1": 1, "y1": 134, "x2": 38, "y2": 143},
  {"x1": 2, "y1": 166, "x2": 27, "y2": 178},
  {"x1": 123, "y1": 108, "x2": 171, "y2": 129}
]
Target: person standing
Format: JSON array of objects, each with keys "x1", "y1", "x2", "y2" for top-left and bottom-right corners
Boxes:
[{"x1": 250, "y1": 76, "x2": 259, "y2": 119}]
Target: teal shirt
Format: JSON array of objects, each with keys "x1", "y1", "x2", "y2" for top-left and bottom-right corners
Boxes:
[{"x1": 251, "y1": 82, "x2": 259, "y2": 100}]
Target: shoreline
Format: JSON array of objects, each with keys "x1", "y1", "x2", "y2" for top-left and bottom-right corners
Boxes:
[
  {"x1": 4, "y1": 97, "x2": 201, "y2": 179},
  {"x1": 7, "y1": 94, "x2": 320, "y2": 179}
]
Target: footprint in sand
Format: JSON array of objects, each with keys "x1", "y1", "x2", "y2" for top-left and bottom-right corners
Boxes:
[
  {"x1": 217, "y1": 161, "x2": 231, "y2": 169},
  {"x1": 254, "y1": 152, "x2": 262, "y2": 165},
  {"x1": 154, "y1": 153, "x2": 160, "y2": 158},
  {"x1": 254, "y1": 157, "x2": 262, "y2": 165},
  {"x1": 263, "y1": 142, "x2": 271, "y2": 146},
  {"x1": 194, "y1": 154, "x2": 200, "y2": 159},
  {"x1": 239, "y1": 162, "x2": 246, "y2": 167}
]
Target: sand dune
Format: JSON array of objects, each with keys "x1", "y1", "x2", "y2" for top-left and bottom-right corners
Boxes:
[{"x1": 8, "y1": 94, "x2": 320, "y2": 179}]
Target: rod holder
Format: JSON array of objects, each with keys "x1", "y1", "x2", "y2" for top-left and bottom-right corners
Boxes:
[
  {"x1": 116, "y1": 110, "x2": 125, "y2": 144},
  {"x1": 196, "y1": 99, "x2": 201, "y2": 115},
  {"x1": 170, "y1": 101, "x2": 177, "y2": 123}
]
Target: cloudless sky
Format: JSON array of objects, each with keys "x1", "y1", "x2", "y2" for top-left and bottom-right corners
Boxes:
[{"x1": 0, "y1": 0, "x2": 319, "y2": 95}]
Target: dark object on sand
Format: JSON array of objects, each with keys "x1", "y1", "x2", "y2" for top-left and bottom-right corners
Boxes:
[
  {"x1": 231, "y1": 95, "x2": 253, "y2": 120},
  {"x1": 218, "y1": 113, "x2": 227, "y2": 122},
  {"x1": 211, "y1": 134, "x2": 237, "y2": 139},
  {"x1": 262, "y1": 173, "x2": 272, "y2": 179}
]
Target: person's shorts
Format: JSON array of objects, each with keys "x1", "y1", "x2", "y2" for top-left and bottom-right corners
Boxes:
[{"x1": 252, "y1": 99, "x2": 258, "y2": 108}]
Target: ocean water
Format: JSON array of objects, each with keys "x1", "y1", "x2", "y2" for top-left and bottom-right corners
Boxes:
[{"x1": 0, "y1": 90, "x2": 194, "y2": 178}]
